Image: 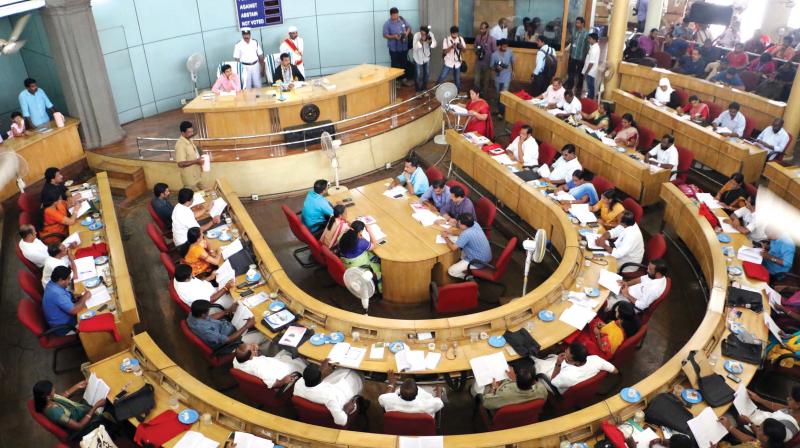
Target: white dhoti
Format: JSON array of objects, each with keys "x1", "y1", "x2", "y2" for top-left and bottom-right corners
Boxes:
[
  {"x1": 296, "y1": 63, "x2": 305, "y2": 78},
  {"x1": 241, "y1": 63, "x2": 262, "y2": 89}
]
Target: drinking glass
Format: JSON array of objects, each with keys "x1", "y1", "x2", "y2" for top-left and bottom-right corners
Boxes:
[
  {"x1": 575, "y1": 277, "x2": 584, "y2": 290},
  {"x1": 561, "y1": 291, "x2": 569, "y2": 302},
  {"x1": 351, "y1": 331, "x2": 360, "y2": 343},
  {"x1": 469, "y1": 332, "x2": 478, "y2": 343},
  {"x1": 168, "y1": 393, "x2": 179, "y2": 410}
]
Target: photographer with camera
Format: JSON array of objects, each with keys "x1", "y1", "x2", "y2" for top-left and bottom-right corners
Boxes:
[
  {"x1": 435, "y1": 26, "x2": 467, "y2": 92},
  {"x1": 473, "y1": 21, "x2": 497, "y2": 94},
  {"x1": 490, "y1": 39, "x2": 514, "y2": 117},
  {"x1": 383, "y1": 7, "x2": 414, "y2": 87},
  {"x1": 412, "y1": 26, "x2": 437, "y2": 93}
]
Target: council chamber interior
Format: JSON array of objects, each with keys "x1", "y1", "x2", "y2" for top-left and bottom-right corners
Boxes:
[{"x1": 4, "y1": 0, "x2": 800, "y2": 447}]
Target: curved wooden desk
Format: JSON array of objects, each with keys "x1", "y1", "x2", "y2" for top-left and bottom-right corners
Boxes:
[
  {"x1": 764, "y1": 161, "x2": 800, "y2": 209},
  {"x1": 0, "y1": 117, "x2": 83, "y2": 201},
  {"x1": 500, "y1": 92, "x2": 672, "y2": 206},
  {"x1": 183, "y1": 65, "x2": 403, "y2": 138},
  {"x1": 612, "y1": 89, "x2": 768, "y2": 184}
]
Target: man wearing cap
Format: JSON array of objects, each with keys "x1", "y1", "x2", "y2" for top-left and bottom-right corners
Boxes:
[
  {"x1": 279, "y1": 26, "x2": 305, "y2": 78},
  {"x1": 234, "y1": 28, "x2": 265, "y2": 89}
]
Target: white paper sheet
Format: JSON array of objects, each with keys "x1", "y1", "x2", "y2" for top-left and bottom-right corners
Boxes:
[
  {"x1": 695, "y1": 192, "x2": 722, "y2": 209},
  {"x1": 559, "y1": 304, "x2": 597, "y2": 330},
  {"x1": 469, "y1": 352, "x2": 509, "y2": 387},
  {"x1": 765, "y1": 313, "x2": 786, "y2": 346},
  {"x1": 369, "y1": 343, "x2": 385, "y2": 360},
  {"x1": 687, "y1": 407, "x2": 728, "y2": 448},
  {"x1": 74, "y1": 256, "x2": 97, "y2": 282},
  {"x1": 233, "y1": 432, "x2": 274, "y2": 448},
  {"x1": 384, "y1": 186, "x2": 408, "y2": 199},
  {"x1": 598, "y1": 269, "x2": 623, "y2": 294},
  {"x1": 231, "y1": 304, "x2": 254, "y2": 330},
  {"x1": 209, "y1": 198, "x2": 228, "y2": 218},
  {"x1": 412, "y1": 209, "x2": 441, "y2": 227},
  {"x1": 83, "y1": 372, "x2": 110, "y2": 406},
  {"x1": 221, "y1": 238, "x2": 244, "y2": 259},
  {"x1": 448, "y1": 104, "x2": 469, "y2": 116},
  {"x1": 243, "y1": 291, "x2": 269, "y2": 308},
  {"x1": 396, "y1": 350, "x2": 427, "y2": 372},
  {"x1": 547, "y1": 108, "x2": 566, "y2": 116},
  {"x1": 425, "y1": 352, "x2": 442, "y2": 370},
  {"x1": 62, "y1": 232, "x2": 81, "y2": 247},
  {"x1": 75, "y1": 201, "x2": 91, "y2": 218},
  {"x1": 549, "y1": 191, "x2": 575, "y2": 201},
  {"x1": 328, "y1": 343, "x2": 366, "y2": 369},
  {"x1": 584, "y1": 233, "x2": 604, "y2": 250},
  {"x1": 435, "y1": 234, "x2": 459, "y2": 244},
  {"x1": 399, "y1": 436, "x2": 444, "y2": 448},
  {"x1": 571, "y1": 207, "x2": 598, "y2": 224},
  {"x1": 368, "y1": 224, "x2": 387, "y2": 244},
  {"x1": 537, "y1": 164, "x2": 551, "y2": 178},
  {"x1": 191, "y1": 192, "x2": 206, "y2": 208},
  {"x1": 85, "y1": 285, "x2": 112, "y2": 309},
  {"x1": 173, "y1": 431, "x2": 219, "y2": 448},
  {"x1": 77, "y1": 190, "x2": 95, "y2": 201},
  {"x1": 737, "y1": 246, "x2": 764, "y2": 264},
  {"x1": 201, "y1": 154, "x2": 211, "y2": 172},
  {"x1": 492, "y1": 154, "x2": 517, "y2": 166},
  {"x1": 765, "y1": 284, "x2": 783, "y2": 310},
  {"x1": 720, "y1": 221, "x2": 739, "y2": 234},
  {"x1": 734, "y1": 384, "x2": 758, "y2": 417},
  {"x1": 715, "y1": 126, "x2": 733, "y2": 135},
  {"x1": 215, "y1": 260, "x2": 236, "y2": 287}
]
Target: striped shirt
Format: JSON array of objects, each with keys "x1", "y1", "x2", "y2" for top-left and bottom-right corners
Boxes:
[
  {"x1": 456, "y1": 222, "x2": 492, "y2": 266},
  {"x1": 570, "y1": 29, "x2": 589, "y2": 60}
]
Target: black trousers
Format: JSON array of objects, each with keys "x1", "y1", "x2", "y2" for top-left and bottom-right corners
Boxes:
[
  {"x1": 389, "y1": 50, "x2": 413, "y2": 81},
  {"x1": 567, "y1": 57, "x2": 585, "y2": 94}
]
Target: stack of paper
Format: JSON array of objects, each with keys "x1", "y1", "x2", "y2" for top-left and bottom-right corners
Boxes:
[
  {"x1": 570, "y1": 204, "x2": 598, "y2": 224},
  {"x1": 425, "y1": 352, "x2": 441, "y2": 370},
  {"x1": 62, "y1": 232, "x2": 81, "y2": 247},
  {"x1": 491, "y1": 154, "x2": 516, "y2": 166},
  {"x1": 173, "y1": 431, "x2": 218, "y2": 448},
  {"x1": 396, "y1": 350, "x2": 427, "y2": 372},
  {"x1": 583, "y1": 233, "x2": 604, "y2": 250},
  {"x1": 549, "y1": 191, "x2": 575, "y2": 201},
  {"x1": 598, "y1": 270, "x2": 623, "y2": 294},
  {"x1": 209, "y1": 198, "x2": 228, "y2": 217},
  {"x1": 243, "y1": 292, "x2": 269, "y2": 308},
  {"x1": 76, "y1": 201, "x2": 92, "y2": 218},
  {"x1": 687, "y1": 407, "x2": 728, "y2": 448},
  {"x1": 384, "y1": 186, "x2": 408, "y2": 198},
  {"x1": 715, "y1": 126, "x2": 733, "y2": 135},
  {"x1": 463, "y1": 132, "x2": 491, "y2": 145},
  {"x1": 74, "y1": 257, "x2": 97, "y2": 282},
  {"x1": 448, "y1": 104, "x2": 469, "y2": 116},
  {"x1": 469, "y1": 352, "x2": 509, "y2": 387},
  {"x1": 83, "y1": 373, "x2": 110, "y2": 406},
  {"x1": 695, "y1": 192, "x2": 722, "y2": 209},
  {"x1": 399, "y1": 436, "x2": 443, "y2": 448},
  {"x1": 86, "y1": 285, "x2": 112, "y2": 309},
  {"x1": 559, "y1": 304, "x2": 597, "y2": 330},
  {"x1": 231, "y1": 304, "x2": 254, "y2": 330},
  {"x1": 412, "y1": 209, "x2": 441, "y2": 227},
  {"x1": 719, "y1": 220, "x2": 739, "y2": 234},
  {"x1": 737, "y1": 246, "x2": 763, "y2": 264},
  {"x1": 215, "y1": 260, "x2": 236, "y2": 287},
  {"x1": 77, "y1": 190, "x2": 95, "y2": 201},
  {"x1": 221, "y1": 238, "x2": 244, "y2": 259},
  {"x1": 328, "y1": 343, "x2": 366, "y2": 369},
  {"x1": 233, "y1": 432, "x2": 274, "y2": 448},
  {"x1": 368, "y1": 224, "x2": 387, "y2": 244}
]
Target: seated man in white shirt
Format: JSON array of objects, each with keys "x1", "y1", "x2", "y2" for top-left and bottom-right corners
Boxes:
[
  {"x1": 293, "y1": 359, "x2": 364, "y2": 427},
  {"x1": 378, "y1": 370, "x2": 444, "y2": 417},
  {"x1": 171, "y1": 188, "x2": 220, "y2": 246},
  {"x1": 711, "y1": 101, "x2": 746, "y2": 138},
  {"x1": 232, "y1": 342, "x2": 307, "y2": 389},
  {"x1": 757, "y1": 118, "x2": 791, "y2": 161},
  {"x1": 505, "y1": 124, "x2": 539, "y2": 168},
  {"x1": 549, "y1": 89, "x2": 583, "y2": 121},
  {"x1": 19, "y1": 224, "x2": 49, "y2": 268},
  {"x1": 605, "y1": 259, "x2": 668, "y2": 313},
  {"x1": 646, "y1": 134, "x2": 680, "y2": 181},
  {"x1": 725, "y1": 195, "x2": 767, "y2": 243},
  {"x1": 42, "y1": 243, "x2": 74, "y2": 289},
  {"x1": 173, "y1": 264, "x2": 234, "y2": 308},
  {"x1": 545, "y1": 144, "x2": 582, "y2": 186},
  {"x1": 534, "y1": 77, "x2": 566, "y2": 106},
  {"x1": 596, "y1": 211, "x2": 644, "y2": 273},
  {"x1": 533, "y1": 342, "x2": 617, "y2": 394}
]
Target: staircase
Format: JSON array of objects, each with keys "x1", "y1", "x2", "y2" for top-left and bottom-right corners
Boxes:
[{"x1": 97, "y1": 162, "x2": 147, "y2": 203}]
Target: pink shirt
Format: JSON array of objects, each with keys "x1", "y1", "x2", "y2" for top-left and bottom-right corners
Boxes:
[
  {"x1": 8, "y1": 121, "x2": 24, "y2": 139},
  {"x1": 543, "y1": 85, "x2": 565, "y2": 105},
  {"x1": 211, "y1": 73, "x2": 241, "y2": 93}
]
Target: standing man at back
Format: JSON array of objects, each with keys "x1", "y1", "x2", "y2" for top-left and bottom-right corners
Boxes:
[
  {"x1": 383, "y1": 7, "x2": 413, "y2": 87},
  {"x1": 279, "y1": 26, "x2": 305, "y2": 78},
  {"x1": 491, "y1": 39, "x2": 514, "y2": 117},
  {"x1": 234, "y1": 28, "x2": 264, "y2": 89},
  {"x1": 567, "y1": 17, "x2": 589, "y2": 97},
  {"x1": 473, "y1": 22, "x2": 497, "y2": 94},
  {"x1": 175, "y1": 121, "x2": 206, "y2": 190},
  {"x1": 531, "y1": 36, "x2": 556, "y2": 96}
]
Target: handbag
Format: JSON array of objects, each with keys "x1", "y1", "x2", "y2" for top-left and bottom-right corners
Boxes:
[
  {"x1": 698, "y1": 202, "x2": 719, "y2": 228},
  {"x1": 80, "y1": 425, "x2": 117, "y2": 448},
  {"x1": 727, "y1": 285, "x2": 764, "y2": 312},
  {"x1": 684, "y1": 350, "x2": 734, "y2": 407},
  {"x1": 644, "y1": 393, "x2": 694, "y2": 438},
  {"x1": 503, "y1": 328, "x2": 541, "y2": 357},
  {"x1": 742, "y1": 261, "x2": 770, "y2": 282},
  {"x1": 721, "y1": 333, "x2": 763, "y2": 365},
  {"x1": 112, "y1": 383, "x2": 155, "y2": 421},
  {"x1": 677, "y1": 183, "x2": 702, "y2": 198}
]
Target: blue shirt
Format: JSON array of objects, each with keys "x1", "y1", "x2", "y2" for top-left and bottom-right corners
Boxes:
[
  {"x1": 419, "y1": 185, "x2": 451, "y2": 210},
  {"x1": 490, "y1": 50, "x2": 514, "y2": 84},
  {"x1": 19, "y1": 88, "x2": 54, "y2": 127},
  {"x1": 665, "y1": 39, "x2": 689, "y2": 59},
  {"x1": 340, "y1": 238, "x2": 370, "y2": 260},
  {"x1": 383, "y1": 18, "x2": 410, "y2": 52},
  {"x1": 570, "y1": 183, "x2": 599, "y2": 205},
  {"x1": 456, "y1": 222, "x2": 493, "y2": 266},
  {"x1": 534, "y1": 45, "x2": 555, "y2": 75},
  {"x1": 636, "y1": 0, "x2": 649, "y2": 21},
  {"x1": 713, "y1": 73, "x2": 744, "y2": 87},
  {"x1": 187, "y1": 315, "x2": 237, "y2": 349},
  {"x1": 301, "y1": 191, "x2": 333, "y2": 233},
  {"x1": 396, "y1": 167, "x2": 430, "y2": 196},
  {"x1": 440, "y1": 197, "x2": 476, "y2": 220},
  {"x1": 678, "y1": 57, "x2": 706, "y2": 77},
  {"x1": 151, "y1": 197, "x2": 174, "y2": 226},
  {"x1": 765, "y1": 236, "x2": 795, "y2": 276},
  {"x1": 42, "y1": 282, "x2": 76, "y2": 335}
]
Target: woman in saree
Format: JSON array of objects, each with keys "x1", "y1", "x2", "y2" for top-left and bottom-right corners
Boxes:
[
  {"x1": 591, "y1": 189, "x2": 626, "y2": 230},
  {"x1": 567, "y1": 301, "x2": 640, "y2": 360},
  {"x1": 338, "y1": 220, "x2": 383, "y2": 293},
  {"x1": 581, "y1": 100, "x2": 614, "y2": 133},
  {"x1": 609, "y1": 113, "x2": 639, "y2": 148},
  {"x1": 319, "y1": 204, "x2": 350, "y2": 250},
  {"x1": 462, "y1": 86, "x2": 494, "y2": 140},
  {"x1": 678, "y1": 95, "x2": 710, "y2": 122}
]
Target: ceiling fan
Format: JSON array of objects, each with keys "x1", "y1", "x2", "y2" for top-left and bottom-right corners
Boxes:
[{"x1": 0, "y1": 13, "x2": 31, "y2": 56}]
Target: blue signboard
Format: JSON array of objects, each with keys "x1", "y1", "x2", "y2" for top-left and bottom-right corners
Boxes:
[{"x1": 236, "y1": 0, "x2": 283, "y2": 29}]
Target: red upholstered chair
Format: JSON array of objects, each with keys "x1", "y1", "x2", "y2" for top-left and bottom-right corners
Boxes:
[
  {"x1": 739, "y1": 70, "x2": 761, "y2": 92},
  {"x1": 745, "y1": 183, "x2": 758, "y2": 199},
  {"x1": 160, "y1": 252, "x2": 176, "y2": 279},
  {"x1": 17, "y1": 298, "x2": 81, "y2": 373},
  {"x1": 610, "y1": 113, "x2": 622, "y2": 133},
  {"x1": 146, "y1": 222, "x2": 170, "y2": 253},
  {"x1": 147, "y1": 200, "x2": 170, "y2": 235},
  {"x1": 673, "y1": 145, "x2": 694, "y2": 185},
  {"x1": 591, "y1": 176, "x2": 615, "y2": 196},
  {"x1": 509, "y1": 121, "x2": 525, "y2": 142},
  {"x1": 321, "y1": 246, "x2": 347, "y2": 288},
  {"x1": 16, "y1": 242, "x2": 42, "y2": 277},
  {"x1": 610, "y1": 323, "x2": 649, "y2": 367},
  {"x1": 383, "y1": 411, "x2": 437, "y2": 436},
  {"x1": 18, "y1": 191, "x2": 40, "y2": 213},
  {"x1": 425, "y1": 166, "x2": 444, "y2": 183},
  {"x1": 579, "y1": 98, "x2": 598, "y2": 114},
  {"x1": 468, "y1": 237, "x2": 518, "y2": 295},
  {"x1": 430, "y1": 281, "x2": 479, "y2": 314},
  {"x1": 651, "y1": 51, "x2": 673, "y2": 69},
  {"x1": 475, "y1": 198, "x2": 496, "y2": 239},
  {"x1": 674, "y1": 89, "x2": 689, "y2": 107},
  {"x1": 168, "y1": 281, "x2": 191, "y2": 314},
  {"x1": 636, "y1": 126, "x2": 656, "y2": 152},
  {"x1": 28, "y1": 399, "x2": 69, "y2": 444},
  {"x1": 707, "y1": 102, "x2": 723, "y2": 122},
  {"x1": 619, "y1": 234, "x2": 667, "y2": 279},
  {"x1": 281, "y1": 205, "x2": 325, "y2": 267},
  {"x1": 639, "y1": 277, "x2": 671, "y2": 325},
  {"x1": 230, "y1": 368, "x2": 294, "y2": 410},
  {"x1": 743, "y1": 115, "x2": 756, "y2": 139},
  {"x1": 19, "y1": 270, "x2": 44, "y2": 304},
  {"x1": 480, "y1": 399, "x2": 545, "y2": 430},
  {"x1": 770, "y1": 132, "x2": 793, "y2": 162},
  {"x1": 179, "y1": 319, "x2": 235, "y2": 367},
  {"x1": 538, "y1": 141, "x2": 558, "y2": 166},
  {"x1": 549, "y1": 370, "x2": 608, "y2": 412},
  {"x1": 621, "y1": 198, "x2": 643, "y2": 224},
  {"x1": 292, "y1": 395, "x2": 356, "y2": 429},
  {"x1": 19, "y1": 211, "x2": 33, "y2": 227},
  {"x1": 445, "y1": 179, "x2": 470, "y2": 197}
]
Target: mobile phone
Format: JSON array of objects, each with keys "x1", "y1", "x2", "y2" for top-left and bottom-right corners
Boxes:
[
  {"x1": 344, "y1": 202, "x2": 356, "y2": 207},
  {"x1": 727, "y1": 373, "x2": 742, "y2": 383},
  {"x1": 393, "y1": 194, "x2": 403, "y2": 199},
  {"x1": 239, "y1": 289, "x2": 255, "y2": 297},
  {"x1": 236, "y1": 281, "x2": 250, "y2": 289}
]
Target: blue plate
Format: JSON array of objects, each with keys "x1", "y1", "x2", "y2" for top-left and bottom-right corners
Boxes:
[
  {"x1": 717, "y1": 234, "x2": 732, "y2": 243},
  {"x1": 246, "y1": 271, "x2": 262, "y2": 282},
  {"x1": 329, "y1": 332, "x2": 345, "y2": 344},
  {"x1": 119, "y1": 358, "x2": 140, "y2": 371},
  {"x1": 178, "y1": 409, "x2": 199, "y2": 424},
  {"x1": 728, "y1": 266, "x2": 743, "y2": 276},
  {"x1": 538, "y1": 310, "x2": 555, "y2": 322},
  {"x1": 620, "y1": 387, "x2": 642, "y2": 403},
  {"x1": 681, "y1": 388, "x2": 703, "y2": 404},
  {"x1": 585, "y1": 287, "x2": 600, "y2": 297},
  {"x1": 80, "y1": 310, "x2": 97, "y2": 320},
  {"x1": 536, "y1": 180, "x2": 549, "y2": 188},
  {"x1": 206, "y1": 228, "x2": 221, "y2": 239},
  {"x1": 80, "y1": 218, "x2": 94, "y2": 226},
  {"x1": 488, "y1": 336, "x2": 506, "y2": 348},
  {"x1": 84, "y1": 277, "x2": 102, "y2": 288},
  {"x1": 310, "y1": 334, "x2": 327, "y2": 346},
  {"x1": 724, "y1": 360, "x2": 744, "y2": 374},
  {"x1": 388, "y1": 341, "x2": 405, "y2": 353},
  {"x1": 89, "y1": 221, "x2": 104, "y2": 231},
  {"x1": 268, "y1": 301, "x2": 286, "y2": 313},
  {"x1": 94, "y1": 256, "x2": 109, "y2": 266},
  {"x1": 219, "y1": 232, "x2": 232, "y2": 242}
]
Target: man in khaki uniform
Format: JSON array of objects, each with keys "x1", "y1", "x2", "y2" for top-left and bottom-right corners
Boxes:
[{"x1": 175, "y1": 121, "x2": 206, "y2": 189}]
